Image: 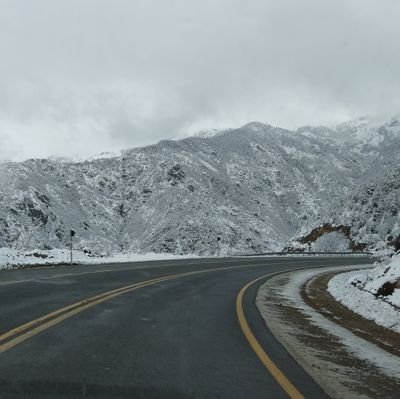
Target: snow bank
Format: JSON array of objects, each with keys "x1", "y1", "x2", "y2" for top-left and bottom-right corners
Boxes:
[
  {"x1": 0, "y1": 247, "x2": 199, "y2": 270},
  {"x1": 257, "y1": 265, "x2": 400, "y2": 388},
  {"x1": 328, "y1": 254, "x2": 400, "y2": 332}
]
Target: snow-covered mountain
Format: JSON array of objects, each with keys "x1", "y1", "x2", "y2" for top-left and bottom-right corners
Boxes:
[
  {"x1": 335, "y1": 167, "x2": 400, "y2": 253},
  {"x1": 0, "y1": 118, "x2": 399, "y2": 256}
]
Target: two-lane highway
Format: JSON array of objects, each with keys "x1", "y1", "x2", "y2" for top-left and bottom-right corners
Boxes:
[{"x1": 0, "y1": 256, "x2": 372, "y2": 398}]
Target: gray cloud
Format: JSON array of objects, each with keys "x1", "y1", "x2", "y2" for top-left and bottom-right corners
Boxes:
[{"x1": 1, "y1": 0, "x2": 400, "y2": 160}]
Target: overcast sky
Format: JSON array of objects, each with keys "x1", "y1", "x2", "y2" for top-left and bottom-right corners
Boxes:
[{"x1": 1, "y1": 0, "x2": 400, "y2": 161}]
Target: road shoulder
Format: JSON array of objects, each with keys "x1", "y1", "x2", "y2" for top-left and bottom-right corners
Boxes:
[{"x1": 256, "y1": 266, "x2": 400, "y2": 399}]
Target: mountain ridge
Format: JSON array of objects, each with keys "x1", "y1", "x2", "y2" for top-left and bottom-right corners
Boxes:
[{"x1": 0, "y1": 117, "x2": 399, "y2": 255}]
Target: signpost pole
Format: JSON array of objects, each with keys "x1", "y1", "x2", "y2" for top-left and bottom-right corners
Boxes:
[{"x1": 70, "y1": 230, "x2": 75, "y2": 265}]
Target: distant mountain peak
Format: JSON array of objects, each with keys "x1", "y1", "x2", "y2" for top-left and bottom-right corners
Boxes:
[
  {"x1": 85, "y1": 150, "x2": 122, "y2": 161},
  {"x1": 195, "y1": 128, "x2": 221, "y2": 138},
  {"x1": 241, "y1": 121, "x2": 272, "y2": 131}
]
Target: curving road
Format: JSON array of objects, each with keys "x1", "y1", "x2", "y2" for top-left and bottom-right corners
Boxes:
[{"x1": 0, "y1": 256, "x2": 372, "y2": 398}]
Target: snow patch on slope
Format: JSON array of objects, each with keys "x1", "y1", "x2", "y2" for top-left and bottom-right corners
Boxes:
[{"x1": 311, "y1": 232, "x2": 350, "y2": 252}]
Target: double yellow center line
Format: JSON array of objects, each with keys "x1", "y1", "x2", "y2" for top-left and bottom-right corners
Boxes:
[{"x1": 0, "y1": 270, "x2": 200, "y2": 353}]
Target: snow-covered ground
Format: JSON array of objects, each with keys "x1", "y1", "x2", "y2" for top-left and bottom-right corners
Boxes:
[
  {"x1": 0, "y1": 247, "x2": 199, "y2": 270},
  {"x1": 256, "y1": 265, "x2": 400, "y2": 398},
  {"x1": 328, "y1": 254, "x2": 400, "y2": 333}
]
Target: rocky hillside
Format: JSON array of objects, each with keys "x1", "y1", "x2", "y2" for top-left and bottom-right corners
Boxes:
[
  {"x1": 339, "y1": 167, "x2": 400, "y2": 254},
  {"x1": 0, "y1": 117, "x2": 399, "y2": 255}
]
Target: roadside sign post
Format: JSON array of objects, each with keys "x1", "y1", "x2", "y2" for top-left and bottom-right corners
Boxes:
[
  {"x1": 70, "y1": 229, "x2": 75, "y2": 265},
  {"x1": 217, "y1": 236, "x2": 221, "y2": 257}
]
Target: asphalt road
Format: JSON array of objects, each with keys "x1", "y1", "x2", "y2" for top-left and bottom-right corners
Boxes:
[{"x1": 0, "y1": 256, "x2": 373, "y2": 399}]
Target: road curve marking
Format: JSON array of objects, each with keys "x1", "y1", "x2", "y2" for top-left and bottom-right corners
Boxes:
[
  {"x1": 236, "y1": 274, "x2": 305, "y2": 399},
  {"x1": 0, "y1": 279, "x2": 33, "y2": 286},
  {"x1": 0, "y1": 262, "x2": 290, "y2": 353},
  {"x1": 0, "y1": 260, "x2": 227, "y2": 285},
  {"x1": 0, "y1": 274, "x2": 176, "y2": 345},
  {"x1": 0, "y1": 274, "x2": 181, "y2": 353},
  {"x1": 0, "y1": 257, "x2": 320, "y2": 286},
  {"x1": 0, "y1": 260, "x2": 346, "y2": 355}
]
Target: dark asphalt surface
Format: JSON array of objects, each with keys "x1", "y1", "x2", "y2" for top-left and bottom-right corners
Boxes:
[{"x1": 0, "y1": 256, "x2": 373, "y2": 398}]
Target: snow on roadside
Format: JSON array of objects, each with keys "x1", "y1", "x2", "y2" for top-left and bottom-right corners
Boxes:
[
  {"x1": 328, "y1": 254, "x2": 400, "y2": 333},
  {"x1": 257, "y1": 265, "x2": 400, "y2": 384},
  {"x1": 0, "y1": 247, "x2": 199, "y2": 270}
]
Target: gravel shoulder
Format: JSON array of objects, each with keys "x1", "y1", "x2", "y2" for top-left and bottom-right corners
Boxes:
[{"x1": 256, "y1": 266, "x2": 400, "y2": 399}]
